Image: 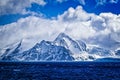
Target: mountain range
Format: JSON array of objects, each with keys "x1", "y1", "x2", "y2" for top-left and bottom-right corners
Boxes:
[{"x1": 0, "y1": 33, "x2": 120, "y2": 61}]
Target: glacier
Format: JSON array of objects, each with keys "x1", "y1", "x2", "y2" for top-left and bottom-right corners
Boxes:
[{"x1": 0, "y1": 33, "x2": 119, "y2": 61}]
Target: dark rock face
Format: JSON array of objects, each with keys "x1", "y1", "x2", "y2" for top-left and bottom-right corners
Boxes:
[{"x1": 115, "y1": 50, "x2": 120, "y2": 56}]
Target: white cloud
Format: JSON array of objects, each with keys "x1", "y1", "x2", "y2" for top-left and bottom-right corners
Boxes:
[
  {"x1": 96, "y1": 0, "x2": 107, "y2": 5},
  {"x1": 109, "y1": 0, "x2": 119, "y2": 3},
  {"x1": 56, "y1": 0, "x2": 119, "y2": 6},
  {"x1": 0, "y1": 16, "x2": 66, "y2": 51},
  {"x1": 78, "y1": 0, "x2": 86, "y2": 5},
  {"x1": 56, "y1": 0, "x2": 86, "y2": 5},
  {"x1": 58, "y1": 6, "x2": 91, "y2": 21},
  {"x1": 30, "y1": 0, "x2": 46, "y2": 6},
  {"x1": 56, "y1": 0, "x2": 68, "y2": 3},
  {"x1": 95, "y1": 0, "x2": 119, "y2": 6},
  {"x1": 59, "y1": 6, "x2": 120, "y2": 50},
  {"x1": 0, "y1": 0, "x2": 46, "y2": 15},
  {"x1": 0, "y1": 5, "x2": 120, "y2": 52}
]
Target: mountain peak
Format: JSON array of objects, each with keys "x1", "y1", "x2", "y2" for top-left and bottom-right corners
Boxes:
[
  {"x1": 54, "y1": 33, "x2": 87, "y2": 54},
  {"x1": 39, "y1": 40, "x2": 52, "y2": 46}
]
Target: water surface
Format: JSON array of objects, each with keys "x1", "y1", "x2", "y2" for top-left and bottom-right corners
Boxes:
[{"x1": 0, "y1": 61, "x2": 120, "y2": 80}]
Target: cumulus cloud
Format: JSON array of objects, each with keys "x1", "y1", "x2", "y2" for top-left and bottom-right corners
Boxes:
[
  {"x1": 58, "y1": 6, "x2": 91, "y2": 21},
  {"x1": 0, "y1": 16, "x2": 66, "y2": 51},
  {"x1": 58, "y1": 6, "x2": 120, "y2": 50},
  {"x1": 0, "y1": 6, "x2": 120, "y2": 52},
  {"x1": 0, "y1": 0, "x2": 46, "y2": 15}
]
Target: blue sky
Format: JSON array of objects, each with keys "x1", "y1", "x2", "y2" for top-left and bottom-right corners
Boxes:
[{"x1": 0, "y1": 0, "x2": 120, "y2": 26}]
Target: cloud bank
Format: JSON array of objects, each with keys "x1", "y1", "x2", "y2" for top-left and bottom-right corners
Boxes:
[
  {"x1": 0, "y1": 0, "x2": 46, "y2": 15},
  {"x1": 58, "y1": 6, "x2": 120, "y2": 50},
  {"x1": 0, "y1": 6, "x2": 120, "y2": 52}
]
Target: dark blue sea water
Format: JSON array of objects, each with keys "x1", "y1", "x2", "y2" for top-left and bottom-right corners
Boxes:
[{"x1": 0, "y1": 62, "x2": 120, "y2": 80}]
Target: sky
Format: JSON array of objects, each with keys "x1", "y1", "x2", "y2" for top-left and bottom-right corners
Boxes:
[
  {"x1": 0, "y1": 0, "x2": 120, "y2": 51},
  {"x1": 0, "y1": 0, "x2": 120, "y2": 25}
]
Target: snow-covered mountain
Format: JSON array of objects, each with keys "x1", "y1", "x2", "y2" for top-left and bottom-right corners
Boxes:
[
  {"x1": 88, "y1": 46, "x2": 114, "y2": 56},
  {"x1": 54, "y1": 33, "x2": 86, "y2": 54},
  {"x1": 1, "y1": 40, "x2": 74, "y2": 61},
  {"x1": 0, "y1": 33, "x2": 118, "y2": 61}
]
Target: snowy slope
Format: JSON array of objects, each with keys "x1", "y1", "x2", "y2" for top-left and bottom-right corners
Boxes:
[{"x1": 0, "y1": 41, "x2": 22, "y2": 60}]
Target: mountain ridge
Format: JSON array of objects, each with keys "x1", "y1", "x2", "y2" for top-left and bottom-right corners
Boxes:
[{"x1": 0, "y1": 33, "x2": 119, "y2": 61}]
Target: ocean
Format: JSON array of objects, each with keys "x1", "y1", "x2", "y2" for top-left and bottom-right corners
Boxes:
[{"x1": 0, "y1": 61, "x2": 120, "y2": 80}]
